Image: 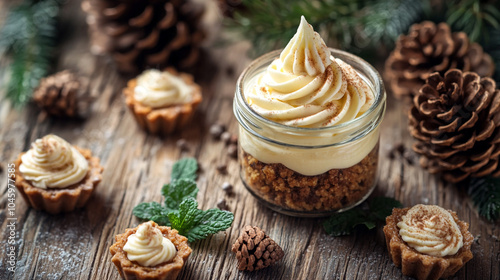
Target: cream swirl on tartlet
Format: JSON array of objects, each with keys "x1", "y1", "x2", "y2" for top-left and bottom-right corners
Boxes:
[
  {"x1": 246, "y1": 16, "x2": 374, "y2": 128},
  {"x1": 134, "y1": 69, "x2": 194, "y2": 109},
  {"x1": 123, "y1": 222, "x2": 177, "y2": 267},
  {"x1": 397, "y1": 204, "x2": 463, "y2": 257},
  {"x1": 19, "y1": 135, "x2": 89, "y2": 189}
]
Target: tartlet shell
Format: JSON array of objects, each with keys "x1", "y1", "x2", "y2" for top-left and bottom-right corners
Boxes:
[
  {"x1": 109, "y1": 221, "x2": 192, "y2": 280},
  {"x1": 14, "y1": 146, "x2": 103, "y2": 214},
  {"x1": 123, "y1": 68, "x2": 202, "y2": 135},
  {"x1": 383, "y1": 207, "x2": 474, "y2": 280}
]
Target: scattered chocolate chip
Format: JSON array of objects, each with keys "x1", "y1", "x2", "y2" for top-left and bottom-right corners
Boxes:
[
  {"x1": 230, "y1": 134, "x2": 238, "y2": 144},
  {"x1": 221, "y1": 131, "x2": 232, "y2": 145},
  {"x1": 226, "y1": 65, "x2": 235, "y2": 76},
  {"x1": 403, "y1": 150, "x2": 415, "y2": 165},
  {"x1": 222, "y1": 182, "x2": 233, "y2": 194},
  {"x1": 227, "y1": 144, "x2": 238, "y2": 159},
  {"x1": 210, "y1": 124, "x2": 225, "y2": 139},
  {"x1": 0, "y1": 164, "x2": 3, "y2": 172},
  {"x1": 176, "y1": 139, "x2": 188, "y2": 151},
  {"x1": 217, "y1": 199, "x2": 229, "y2": 211},
  {"x1": 395, "y1": 143, "x2": 405, "y2": 155},
  {"x1": 217, "y1": 164, "x2": 227, "y2": 174},
  {"x1": 388, "y1": 150, "x2": 396, "y2": 160}
]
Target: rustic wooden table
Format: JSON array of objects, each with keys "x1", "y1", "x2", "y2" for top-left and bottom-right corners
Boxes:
[{"x1": 1, "y1": 1, "x2": 499, "y2": 280}]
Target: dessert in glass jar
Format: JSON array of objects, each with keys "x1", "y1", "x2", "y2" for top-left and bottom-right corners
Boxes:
[{"x1": 233, "y1": 16, "x2": 386, "y2": 217}]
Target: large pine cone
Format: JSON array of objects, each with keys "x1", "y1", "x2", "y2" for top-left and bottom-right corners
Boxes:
[
  {"x1": 231, "y1": 225, "x2": 284, "y2": 271},
  {"x1": 409, "y1": 69, "x2": 500, "y2": 183},
  {"x1": 386, "y1": 21, "x2": 494, "y2": 101},
  {"x1": 82, "y1": 0, "x2": 205, "y2": 73},
  {"x1": 33, "y1": 70, "x2": 84, "y2": 117}
]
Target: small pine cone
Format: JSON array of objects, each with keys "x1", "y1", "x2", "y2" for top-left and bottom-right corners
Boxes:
[
  {"x1": 33, "y1": 70, "x2": 86, "y2": 117},
  {"x1": 386, "y1": 21, "x2": 495, "y2": 101},
  {"x1": 409, "y1": 69, "x2": 500, "y2": 183},
  {"x1": 231, "y1": 225, "x2": 284, "y2": 271}
]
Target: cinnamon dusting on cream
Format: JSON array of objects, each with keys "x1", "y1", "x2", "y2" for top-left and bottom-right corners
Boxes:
[
  {"x1": 397, "y1": 204, "x2": 463, "y2": 257},
  {"x1": 245, "y1": 16, "x2": 374, "y2": 128}
]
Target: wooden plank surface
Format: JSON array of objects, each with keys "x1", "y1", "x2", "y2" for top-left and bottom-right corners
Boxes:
[{"x1": 1, "y1": 1, "x2": 499, "y2": 279}]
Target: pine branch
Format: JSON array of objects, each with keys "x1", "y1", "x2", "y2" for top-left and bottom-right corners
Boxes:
[
  {"x1": 482, "y1": 28, "x2": 500, "y2": 84},
  {"x1": 0, "y1": 0, "x2": 59, "y2": 107},
  {"x1": 446, "y1": 0, "x2": 500, "y2": 42},
  {"x1": 225, "y1": 0, "x2": 367, "y2": 56},
  {"x1": 361, "y1": 0, "x2": 425, "y2": 48},
  {"x1": 468, "y1": 177, "x2": 500, "y2": 222}
]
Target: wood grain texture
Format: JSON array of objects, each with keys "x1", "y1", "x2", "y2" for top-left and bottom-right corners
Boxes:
[{"x1": 0, "y1": 1, "x2": 499, "y2": 280}]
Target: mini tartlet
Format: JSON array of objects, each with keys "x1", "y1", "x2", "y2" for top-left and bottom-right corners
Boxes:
[
  {"x1": 383, "y1": 205, "x2": 473, "y2": 280},
  {"x1": 123, "y1": 68, "x2": 202, "y2": 135},
  {"x1": 14, "y1": 134, "x2": 103, "y2": 214},
  {"x1": 110, "y1": 221, "x2": 192, "y2": 280}
]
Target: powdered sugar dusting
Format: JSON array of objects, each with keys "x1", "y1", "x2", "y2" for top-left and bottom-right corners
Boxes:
[{"x1": 14, "y1": 213, "x2": 93, "y2": 279}]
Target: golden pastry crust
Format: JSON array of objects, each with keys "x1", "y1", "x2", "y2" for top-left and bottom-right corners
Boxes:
[
  {"x1": 123, "y1": 68, "x2": 202, "y2": 135},
  {"x1": 109, "y1": 221, "x2": 192, "y2": 280},
  {"x1": 14, "y1": 147, "x2": 103, "y2": 214},
  {"x1": 383, "y1": 207, "x2": 474, "y2": 280}
]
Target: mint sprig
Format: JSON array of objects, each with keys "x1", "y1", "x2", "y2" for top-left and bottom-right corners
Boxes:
[
  {"x1": 323, "y1": 197, "x2": 402, "y2": 237},
  {"x1": 168, "y1": 198, "x2": 235, "y2": 242},
  {"x1": 132, "y1": 157, "x2": 234, "y2": 242}
]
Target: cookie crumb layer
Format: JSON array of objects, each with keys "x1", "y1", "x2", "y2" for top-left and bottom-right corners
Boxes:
[{"x1": 240, "y1": 143, "x2": 379, "y2": 212}]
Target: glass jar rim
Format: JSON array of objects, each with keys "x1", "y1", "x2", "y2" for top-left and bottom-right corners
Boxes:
[{"x1": 235, "y1": 48, "x2": 386, "y2": 132}]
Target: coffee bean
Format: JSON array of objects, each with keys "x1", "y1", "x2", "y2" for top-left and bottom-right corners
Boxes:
[
  {"x1": 210, "y1": 124, "x2": 225, "y2": 139},
  {"x1": 217, "y1": 199, "x2": 228, "y2": 211},
  {"x1": 227, "y1": 144, "x2": 238, "y2": 159},
  {"x1": 230, "y1": 134, "x2": 238, "y2": 144},
  {"x1": 221, "y1": 131, "x2": 232, "y2": 144},
  {"x1": 217, "y1": 164, "x2": 227, "y2": 174},
  {"x1": 222, "y1": 182, "x2": 233, "y2": 194},
  {"x1": 176, "y1": 139, "x2": 188, "y2": 151}
]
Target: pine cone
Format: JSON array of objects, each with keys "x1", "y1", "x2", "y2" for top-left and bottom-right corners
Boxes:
[
  {"x1": 82, "y1": 0, "x2": 205, "y2": 73},
  {"x1": 231, "y1": 225, "x2": 284, "y2": 271},
  {"x1": 386, "y1": 21, "x2": 495, "y2": 101},
  {"x1": 409, "y1": 69, "x2": 500, "y2": 183},
  {"x1": 33, "y1": 70, "x2": 86, "y2": 117}
]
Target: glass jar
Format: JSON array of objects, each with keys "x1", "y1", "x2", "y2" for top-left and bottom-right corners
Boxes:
[{"x1": 233, "y1": 48, "x2": 386, "y2": 217}]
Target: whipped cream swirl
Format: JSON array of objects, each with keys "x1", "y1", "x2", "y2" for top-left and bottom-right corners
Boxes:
[
  {"x1": 397, "y1": 205, "x2": 463, "y2": 257},
  {"x1": 19, "y1": 135, "x2": 89, "y2": 189},
  {"x1": 246, "y1": 16, "x2": 374, "y2": 128},
  {"x1": 134, "y1": 69, "x2": 193, "y2": 108},
  {"x1": 123, "y1": 222, "x2": 177, "y2": 267}
]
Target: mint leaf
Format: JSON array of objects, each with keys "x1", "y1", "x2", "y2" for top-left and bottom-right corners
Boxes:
[
  {"x1": 369, "y1": 197, "x2": 403, "y2": 221},
  {"x1": 323, "y1": 196, "x2": 402, "y2": 236},
  {"x1": 150, "y1": 215, "x2": 171, "y2": 226},
  {"x1": 187, "y1": 209, "x2": 235, "y2": 242},
  {"x1": 323, "y1": 209, "x2": 367, "y2": 236},
  {"x1": 162, "y1": 179, "x2": 198, "y2": 211},
  {"x1": 168, "y1": 198, "x2": 234, "y2": 242},
  {"x1": 171, "y1": 158, "x2": 198, "y2": 182},
  {"x1": 168, "y1": 198, "x2": 203, "y2": 236},
  {"x1": 133, "y1": 202, "x2": 164, "y2": 220}
]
